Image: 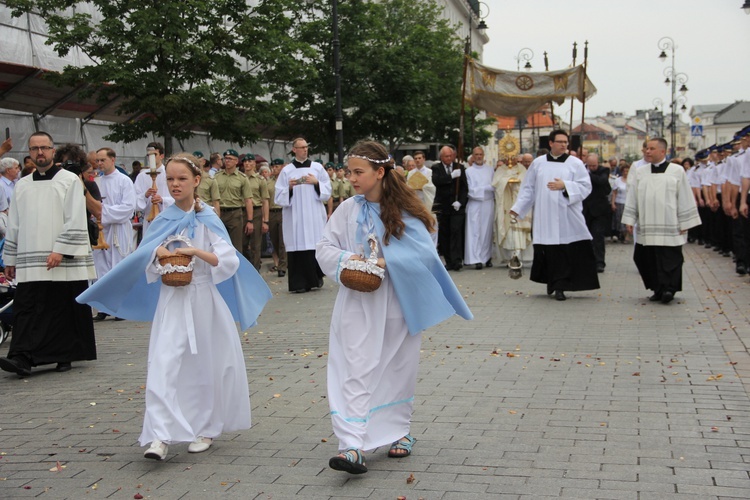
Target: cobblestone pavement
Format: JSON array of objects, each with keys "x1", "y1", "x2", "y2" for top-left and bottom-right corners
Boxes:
[{"x1": 1, "y1": 240, "x2": 750, "y2": 499}]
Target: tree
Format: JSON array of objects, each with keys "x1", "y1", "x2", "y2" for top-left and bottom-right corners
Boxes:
[
  {"x1": 6, "y1": 0, "x2": 312, "y2": 154},
  {"x1": 284, "y1": 0, "x2": 471, "y2": 158}
]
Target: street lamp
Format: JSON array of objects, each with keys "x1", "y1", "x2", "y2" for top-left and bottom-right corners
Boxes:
[
  {"x1": 657, "y1": 36, "x2": 688, "y2": 158},
  {"x1": 742, "y1": 1, "x2": 750, "y2": 14},
  {"x1": 515, "y1": 48, "x2": 534, "y2": 71},
  {"x1": 653, "y1": 97, "x2": 665, "y2": 137}
]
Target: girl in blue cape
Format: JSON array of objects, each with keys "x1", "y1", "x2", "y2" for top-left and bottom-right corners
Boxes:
[
  {"x1": 316, "y1": 141, "x2": 473, "y2": 474},
  {"x1": 77, "y1": 153, "x2": 271, "y2": 461}
]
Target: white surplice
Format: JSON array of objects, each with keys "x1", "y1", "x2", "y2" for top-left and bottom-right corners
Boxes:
[
  {"x1": 93, "y1": 170, "x2": 136, "y2": 279},
  {"x1": 464, "y1": 163, "x2": 495, "y2": 265},
  {"x1": 274, "y1": 161, "x2": 331, "y2": 252},
  {"x1": 139, "y1": 220, "x2": 250, "y2": 445},
  {"x1": 315, "y1": 198, "x2": 421, "y2": 451},
  {"x1": 511, "y1": 155, "x2": 592, "y2": 245},
  {"x1": 621, "y1": 163, "x2": 701, "y2": 246},
  {"x1": 134, "y1": 165, "x2": 175, "y2": 233}
]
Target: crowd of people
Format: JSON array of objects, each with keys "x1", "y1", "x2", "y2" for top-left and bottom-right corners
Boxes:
[{"x1": 0, "y1": 125, "x2": 748, "y2": 473}]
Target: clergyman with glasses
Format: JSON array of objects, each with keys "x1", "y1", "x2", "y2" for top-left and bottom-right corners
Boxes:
[
  {"x1": 0, "y1": 132, "x2": 97, "y2": 376},
  {"x1": 509, "y1": 129, "x2": 600, "y2": 301}
]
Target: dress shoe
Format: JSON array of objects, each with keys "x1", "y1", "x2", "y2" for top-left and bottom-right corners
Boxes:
[
  {"x1": 93, "y1": 312, "x2": 109, "y2": 321},
  {"x1": 649, "y1": 292, "x2": 663, "y2": 302},
  {"x1": 485, "y1": 260, "x2": 493, "y2": 268},
  {"x1": 721, "y1": 251, "x2": 731, "y2": 257},
  {"x1": 596, "y1": 264, "x2": 605, "y2": 273},
  {"x1": 188, "y1": 437, "x2": 213, "y2": 453},
  {"x1": 474, "y1": 263, "x2": 483, "y2": 270},
  {"x1": 113, "y1": 317, "x2": 125, "y2": 322},
  {"x1": 144, "y1": 439, "x2": 168, "y2": 460},
  {"x1": 453, "y1": 264, "x2": 462, "y2": 272},
  {"x1": 278, "y1": 270, "x2": 286, "y2": 277},
  {"x1": 737, "y1": 264, "x2": 747, "y2": 276},
  {"x1": 554, "y1": 290, "x2": 566, "y2": 301},
  {"x1": 55, "y1": 362, "x2": 72, "y2": 372},
  {"x1": 0, "y1": 356, "x2": 32, "y2": 376},
  {"x1": 661, "y1": 291, "x2": 674, "y2": 304},
  {"x1": 317, "y1": 277, "x2": 325, "y2": 288},
  {"x1": 704, "y1": 243, "x2": 713, "y2": 249}
]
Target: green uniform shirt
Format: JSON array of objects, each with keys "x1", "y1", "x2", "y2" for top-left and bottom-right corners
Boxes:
[
  {"x1": 197, "y1": 175, "x2": 220, "y2": 204},
  {"x1": 268, "y1": 177, "x2": 282, "y2": 209},
  {"x1": 215, "y1": 170, "x2": 252, "y2": 208},
  {"x1": 330, "y1": 177, "x2": 341, "y2": 199},
  {"x1": 339, "y1": 179, "x2": 355, "y2": 199},
  {"x1": 247, "y1": 172, "x2": 270, "y2": 207}
]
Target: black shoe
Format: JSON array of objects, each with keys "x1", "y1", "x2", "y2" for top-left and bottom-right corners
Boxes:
[
  {"x1": 721, "y1": 251, "x2": 731, "y2": 257},
  {"x1": 454, "y1": 264, "x2": 462, "y2": 272},
  {"x1": 554, "y1": 290, "x2": 566, "y2": 301},
  {"x1": 112, "y1": 317, "x2": 125, "y2": 322},
  {"x1": 649, "y1": 292, "x2": 663, "y2": 302},
  {"x1": 93, "y1": 312, "x2": 109, "y2": 321},
  {"x1": 278, "y1": 270, "x2": 286, "y2": 277},
  {"x1": 474, "y1": 263, "x2": 483, "y2": 270},
  {"x1": 687, "y1": 237, "x2": 695, "y2": 244},
  {"x1": 317, "y1": 277, "x2": 324, "y2": 288},
  {"x1": 661, "y1": 291, "x2": 674, "y2": 304},
  {"x1": 485, "y1": 260, "x2": 493, "y2": 268},
  {"x1": 704, "y1": 243, "x2": 713, "y2": 249},
  {"x1": 55, "y1": 362, "x2": 72, "y2": 372},
  {"x1": 596, "y1": 264, "x2": 605, "y2": 273},
  {"x1": 737, "y1": 265, "x2": 747, "y2": 275},
  {"x1": 0, "y1": 356, "x2": 32, "y2": 376}
]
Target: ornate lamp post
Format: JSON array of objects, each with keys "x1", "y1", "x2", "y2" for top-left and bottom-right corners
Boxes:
[
  {"x1": 742, "y1": 1, "x2": 750, "y2": 14},
  {"x1": 657, "y1": 36, "x2": 688, "y2": 158},
  {"x1": 652, "y1": 97, "x2": 665, "y2": 138},
  {"x1": 515, "y1": 48, "x2": 534, "y2": 71}
]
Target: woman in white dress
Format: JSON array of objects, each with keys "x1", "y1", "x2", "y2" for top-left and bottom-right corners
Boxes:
[
  {"x1": 316, "y1": 141, "x2": 472, "y2": 474},
  {"x1": 77, "y1": 153, "x2": 272, "y2": 461}
]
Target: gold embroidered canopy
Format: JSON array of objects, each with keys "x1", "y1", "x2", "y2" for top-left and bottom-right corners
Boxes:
[{"x1": 465, "y1": 58, "x2": 597, "y2": 117}]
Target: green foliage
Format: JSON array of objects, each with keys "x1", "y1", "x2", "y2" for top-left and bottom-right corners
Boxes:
[
  {"x1": 284, "y1": 0, "x2": 465, "y2": 157},
  {"x1": 5, "y1": 0, "x2": 311, "y2": 153}
]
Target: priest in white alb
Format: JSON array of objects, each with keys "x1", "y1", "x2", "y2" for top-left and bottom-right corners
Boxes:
[
  {"x1": 92, "y1": 147, "x2": 136, "y2": 320},
  {"x1": 510, "y1": 130, "x2": 600, "y2": 301},
  {"x1": 274, "y1": 137, "x2": 332, "y2": 292},
  {"x1": 621, "y1": 138, "x2": 701, "y2": 304},
  {"x1": 464, "y1": 147, "x2": 495, "y2": 269},
  {"x1": 493, "y1": 154, "x2": 533, "y2": 264},
  {"x1": 134, "y1": 142, "x2": 174, "y2": 234}
]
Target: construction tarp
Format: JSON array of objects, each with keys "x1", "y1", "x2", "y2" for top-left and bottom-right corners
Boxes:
[{"x1": 465, "y1": 58, "x2": 596, "y2": 118}]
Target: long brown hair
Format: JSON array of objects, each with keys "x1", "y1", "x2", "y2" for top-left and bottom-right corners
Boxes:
[
  {"x1": 165, "y1": 153, "x2": 203, "y2": 213},
  {"x1": 347, "y1": 140, "x2": 435, "y2": 245}
]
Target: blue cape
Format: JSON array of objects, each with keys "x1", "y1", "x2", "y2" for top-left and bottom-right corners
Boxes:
[
  {"x1": 76, "y1": 203, "x2": 272, "y2": 330},
  {"x1": 354, "y1": 195, "x2": 473, "y2": 335}
]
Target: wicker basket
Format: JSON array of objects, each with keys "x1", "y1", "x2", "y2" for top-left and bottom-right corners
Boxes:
[
  {"x1": 158, "y1": 254, "x2": 193, "y2": 286},
  {"x1": 155, "y1": 235, "x2": 195, "y2": 287},
  {"x1": 339, "y1": 234, "x2": 384, "y2": 293}
]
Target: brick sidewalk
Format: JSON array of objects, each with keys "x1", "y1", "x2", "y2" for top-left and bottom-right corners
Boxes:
[{"x1": 1, "y1": 241, "x2": 749, "y2": 499}]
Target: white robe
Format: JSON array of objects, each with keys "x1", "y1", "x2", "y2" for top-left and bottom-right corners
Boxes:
[
  {"x1": 139, "y1": 219, "x2": 250, "y2": 445},
  {"x1": 406, "y1": 166, "x2": 438, "y2": 246},
  {"x1": 464, "y1": 163, "x2": 495, "y2": 265},
  {"x1": 316, "y1": 198, "x2": 421, "y2": 451},
  {"x1": 621, "y1": 163, "x2": 701, "y2": 247},
  {"x1": 274, "y1": 161, "x2": 331, "y2": 252},
  {"x1": 93, "y1": 170, "x2": 136, "y2": 278},
  {"x1": 511, "y1": 155, "x2": 592, "y2": 245},
  {"x1": 134, "y1": 165, "x2": 175, "y2": 233},
  {"x1": 492, "y1": 164, "x2": 533, "y2": 263}
]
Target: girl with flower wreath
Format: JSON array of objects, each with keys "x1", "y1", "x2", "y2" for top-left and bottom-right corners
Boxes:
[
  {"x1": 78, "y1": 153, "x2": 271, "y2": 461},
  {"x1": 316, "y1": 140, "x2": 473, "y2": 474}
]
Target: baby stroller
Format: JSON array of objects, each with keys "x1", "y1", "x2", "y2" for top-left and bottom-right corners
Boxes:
[{"x1": 0, "y1": 239, "x2": 14, "y2": 346}]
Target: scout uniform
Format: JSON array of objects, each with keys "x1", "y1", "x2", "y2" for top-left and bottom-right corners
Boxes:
[
  {"x1": 215, "y1": 149, "x2": 252, "y2": 253},
  {"x1": 243, "y1": 153, "x2": 270, "y2": 270},
  {"x1": 267, "y1": 158, "x2": 287, "y2": 276}
]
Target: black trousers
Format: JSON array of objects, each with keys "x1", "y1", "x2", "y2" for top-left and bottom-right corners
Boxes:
[
  {"x1": 586, "y1": 213, "x2": 609, "y2": 267},
  {"x1": 732, "y1": 196, "x2": 748, "y2": 266},
  {"x1": 712, "y1": 194, "x2": 733, "y2": 252},
  {"x1": 437, "y1": 210, "x2": 465, "y2": 268},
  {"x1": 530, "y1": 240, "x2": 600, "y2": 293}
]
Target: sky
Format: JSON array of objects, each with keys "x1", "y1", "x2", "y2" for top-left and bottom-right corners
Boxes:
[{"x1": 480, "y1": 0, "x2": 750, "y2": 126}]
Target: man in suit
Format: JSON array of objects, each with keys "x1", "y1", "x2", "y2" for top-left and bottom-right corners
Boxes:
[
  {"x1": 583, "y1": 154, "x2": 611, "y2": 273},
  {"x1": 432, "y1": 145, "x2": 468, "y2": 271}
]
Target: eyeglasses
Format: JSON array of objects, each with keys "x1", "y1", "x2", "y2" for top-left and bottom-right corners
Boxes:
[
  {"x1": 552, "y1": 141, "x2": 569, "y2": 144},
  {"x1": 29, "y1": 146, "x2": 54, "y2": 153}
]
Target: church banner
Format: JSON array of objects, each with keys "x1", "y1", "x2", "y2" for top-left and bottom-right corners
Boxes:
[{"x1": 465, "y1": 58, "x2": 597, "y2": 117}]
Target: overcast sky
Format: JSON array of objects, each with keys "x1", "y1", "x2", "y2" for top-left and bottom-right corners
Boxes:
[{"x1": 480, "y1": 0, "x2": 750, "y2": 125}]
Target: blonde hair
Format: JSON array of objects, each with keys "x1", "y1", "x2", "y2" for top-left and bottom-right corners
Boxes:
[{"x1": 165, "y1": 153, "x2": 203, "y2": 213}]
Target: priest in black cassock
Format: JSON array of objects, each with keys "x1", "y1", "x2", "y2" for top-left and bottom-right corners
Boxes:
[
  {"x1": 622, "y1": 138, "x2": 701, "y2": 304},
  {"x1": 0, "y1": 132, "x2": 97, "y2": 376},
  {"x1": 510, "y1": 130, "x2": 600, "y2": 301}
]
